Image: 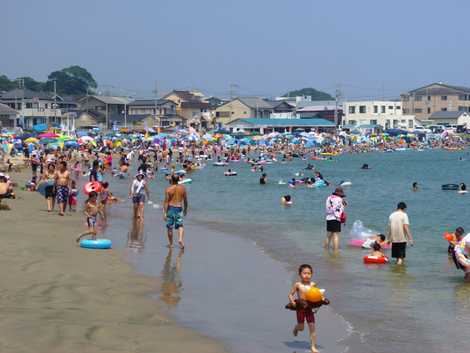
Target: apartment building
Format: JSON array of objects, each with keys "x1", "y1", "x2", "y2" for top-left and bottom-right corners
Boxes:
[
  {"x1": 401, "y1": 82, "x2": 470, "y2": 120},
  {"x1": 344, "y1": 100, "x2": 416, "y2": 129}
]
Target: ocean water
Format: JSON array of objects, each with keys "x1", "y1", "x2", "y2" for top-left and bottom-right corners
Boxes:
[{"x1": 103, "y1": 150, "x2": 470, "y2": 353}]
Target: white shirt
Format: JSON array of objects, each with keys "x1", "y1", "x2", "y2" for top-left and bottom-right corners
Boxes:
[
  {"x1": 387, "y1": 210, "x2": 410, "y2": 243},
  {"x1": 325, "y1": 194, "x2": 344, "y2": 221}
]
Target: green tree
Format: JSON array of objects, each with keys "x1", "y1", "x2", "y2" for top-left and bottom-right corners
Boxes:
[
  {"x1": 283, "y1": 88, "x2": 333, "y2": 101},
  {"x1": 0, "y1": 75, "x2": 15, "y2": 91},
  {"x1": 19, "y1": 76, "x2": 46, "y2": 91},
  {"x1": 46, "y1": 65, "x2": 97, "y2": 95}
]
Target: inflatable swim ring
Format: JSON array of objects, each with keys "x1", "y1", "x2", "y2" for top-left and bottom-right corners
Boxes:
[
  {"x1": 213, "y1": 162, "x2": 228, "y2": 166},
  {"x1": 340, "y1": 181, "x2": 352, "y2": 187},
  {"x1": 320, "y1": 152, "x2": 338, "y2": 157},
  {"x1": 363, "y1": 255, "x2": 388, "y2": 264},
  {"x1": 80, "y1": 238, "x2": 112, "y2": 249},
  {"x1": 224, "y1": 171, "x2": 237, "y2": 176},
  {"x1": 458, "y1": 190, "x2": 468, "y2": 194},
  {"x1": 175, "y1": 169, "x2": 186, "y2": 175},
  {"x1": 83, "y1": 181, "x2": 102, "y2": 195},
  {"x1": 178, "y1": 178, "x2": 192, "y2": 185},
  {"x1": 315, "y1": 180, "x2": 326, "y2": 187},
  {"x1": 442, "y1": 184, "x2": 459, "y2": 191}
]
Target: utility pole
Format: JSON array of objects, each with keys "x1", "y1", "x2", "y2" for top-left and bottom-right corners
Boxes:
[
  {"x1": 52, "y1": 79, "x2": 57, "y2": 128},
  {"x1": 334, "y1": 84, "x2": 342, "y2": 127},
  {"x1": 229, "y1": 83, "x2": 239, "y2": 99},
  {"x1": 153, "y1": 80, "x2": 159, "y2": 130}
]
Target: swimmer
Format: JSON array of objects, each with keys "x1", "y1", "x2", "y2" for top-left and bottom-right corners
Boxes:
[
  {"x1": 459, "y1": 183, "x2": 467, "y2": 192},
  {"x1": 287, "y1": 264, "x2": 320, "y2": 353},
  {"x1": 412, "y1": 182, "x2": 419, "y2": 192},
  {"x1": 447, "y1": 227, "x2": 465, "y2": 254},
  {"x1": 362, "y1": 233, "x2": 386, "y2": 249},
  {"x1": 281, "y1": 195, "x2": 293, "y2": 206},
  {"x1": 369, "y1": 241, "x2": 385, "y2": 258},
  {"x1": 260, "y1": 173, "x2": 267, "y2": 185},
  {"x1": 361, "y1": 163, "x2": 370, "y2": 170}
]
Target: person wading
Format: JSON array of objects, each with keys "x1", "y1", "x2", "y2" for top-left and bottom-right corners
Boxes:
[
  {"x1": 324, "y1": 187, "x2": 346, "y2": 251},
  {"x1": 163, "y1": 174, "x2": 188, "y2": 249},
  {"x1": 387, "y1": 202, "x2": 414, "y2": 265}
]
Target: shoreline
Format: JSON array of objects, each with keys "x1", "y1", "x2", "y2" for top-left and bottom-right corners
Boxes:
[
  {"x1": 102, "y1": 195, "x2": 354, "y2": 353},
  {"x1": 0, "y1": 169, "x2": 229, "y2": 353}
]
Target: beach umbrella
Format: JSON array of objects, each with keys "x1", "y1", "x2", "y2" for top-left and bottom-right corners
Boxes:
[
  {"x1": 40, "y1": 138, "x2": 57, "y2": 144},
  {"x1": 38, "y1": 132, "x2": 59, "y2": 138},
  {"x1": 25, "y1": 137, "x2": 38, "y2": 144}
]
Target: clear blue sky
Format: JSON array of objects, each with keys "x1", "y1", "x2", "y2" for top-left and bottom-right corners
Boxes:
[{"x1": 3, "y1": 0, "x2": 470, "y2": 99}]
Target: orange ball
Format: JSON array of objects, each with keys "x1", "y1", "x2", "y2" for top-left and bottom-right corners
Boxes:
[{"x1": 305, "y1": 287, "x2": 324, "y2": 303}]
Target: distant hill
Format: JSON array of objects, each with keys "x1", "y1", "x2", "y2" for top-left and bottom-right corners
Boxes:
[{"x1": 283, "y1": 88, "x2": 333, "y2": 101}]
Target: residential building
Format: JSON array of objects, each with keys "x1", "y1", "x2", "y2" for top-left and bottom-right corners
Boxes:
[
  {"x1": 0, "y1": 89, "x2": 63, "y2": 129},
  {"x1": 226, "y1": 117, "x2": 335, "y2": 134},
  {"x1": 297, "y1": 104, "x2": 343, "y2": 124},
  {"x1": 162, "y1": 90, "x2": 209, "y2": 124},
  {"x1": 0, "y1": 103, "x2": 17, "y2": 128},
  {"x1": 401, "y1": 82, "x2": 470, "y2": 120},
  {"x1": 78, "y1": 95, "x2": 133, "y2": 128},
  {"x1": 214, "y1": 97, "x2": 275, "y2": 126},
  {"x1": 344, "y1": 100, "x2": 416, "y2": 129},
  {"x1": 428, "y1": 111, "x2": 470, "y2": 127},
  {"x1": 127, "y1": 99, "x2": 180, "y2": 128}
]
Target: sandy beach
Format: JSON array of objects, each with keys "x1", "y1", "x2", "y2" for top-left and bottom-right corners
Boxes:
[{"x1": 0, "y1": 169, "x2": 228, "y2": 353}]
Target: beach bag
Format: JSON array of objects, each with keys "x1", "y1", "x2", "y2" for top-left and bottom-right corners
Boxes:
[{"x1": 340, "y1": 211, "x2": 347, "y2": 224}]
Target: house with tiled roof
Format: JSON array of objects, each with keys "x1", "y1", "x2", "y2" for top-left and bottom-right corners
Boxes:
[
  {"x1": 0, "y1": 103, "x2": 18, "y2": 128},
  {"x1": 214, "y1": 97, "x2": 275, "y2": 125},
  {"x1": 162, "y1": 90, "x2": 209, "y2": 126},
  {"x1": 401, "y1": 82, "x2": 470, "y2": 120}
]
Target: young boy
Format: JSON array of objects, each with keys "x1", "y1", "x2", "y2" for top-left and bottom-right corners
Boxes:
[
  {"x1": 76, "y1": 191, "x2": 103, "y2": 242},
  {"x1": 288, "y1": 264, "x2": 320, "y2": 353}
]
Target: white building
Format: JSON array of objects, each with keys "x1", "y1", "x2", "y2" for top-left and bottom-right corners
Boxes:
[{"x1": 343, "y1": 100, "x2": 417, "y2": 129}]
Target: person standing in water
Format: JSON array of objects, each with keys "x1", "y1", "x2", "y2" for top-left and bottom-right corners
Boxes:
[
  {"x1": 387, "y1": 202, "x2": 414, "y2": 265},
  {"x1": 129, "y1": 171, "x2": 150, "y2": 221},
  {"x1": 163, "y1": 174, "x2": 188, "y2": 249},
  {"x1": 324, "y1": 187, "x2": 346, "y2": 251}
]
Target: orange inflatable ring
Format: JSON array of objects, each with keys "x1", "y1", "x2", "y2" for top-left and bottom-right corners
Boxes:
[
  {"x1": 83, "y1": 181, "x2": 102, "y2": 195},
  {"x1": 363, "y1": 255, "x2": 388, "y2": 264},
  {"x1": 443, "y1": 232, "x2": 454, "y2": 242}
]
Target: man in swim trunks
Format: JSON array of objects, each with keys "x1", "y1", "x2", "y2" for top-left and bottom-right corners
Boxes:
[
  {"x1": 163, "y1": 174, "x2": 188, "y2": 249},
  {"x1": 55, "y1": 161, "x2": 71, "y2": 216}
]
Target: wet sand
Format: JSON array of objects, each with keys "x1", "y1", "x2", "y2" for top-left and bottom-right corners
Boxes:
[{"x1": 0, "y1": 170, "x2": 228, "y2": 353}]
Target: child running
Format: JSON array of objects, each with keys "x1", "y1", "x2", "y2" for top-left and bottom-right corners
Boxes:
[
  {"x1": 76, "y1": 191, "x2": 103, "y2": 242},
  {"x1": 288, "y1": 264, "x2": 320, "y2": 353}
]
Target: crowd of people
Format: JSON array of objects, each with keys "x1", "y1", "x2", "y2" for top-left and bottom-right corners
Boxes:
[{"x1": 1, "y1": 127, "x2": 470, "y2": 353}]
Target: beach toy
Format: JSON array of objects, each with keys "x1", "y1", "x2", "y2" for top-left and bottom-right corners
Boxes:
[
  {"x1": 442, "y1": 184, "x2": 459, "y2": 191},
  {"x1": 83, "y1": 181, "x2": 102, "y2": 195},
  {"x1": 315, "y1": 180, "x2": 326, "y2": 187},
  {"x1": 79, "y1": 239, "x2": 112, "y2": 249},
  {"x1": 305, "y1": 287, "x2": 324, "y2": 304},
  {"x1": 175, "y1": 169, "x2": 186, "y2": 175},
  {"x1": 213, "y1": 161, "x2": 228, "y2": 166},
  {"x1": 444, "y1": 232, "x2": 454, "y2": 242},
  {"x1": 178, "y1": 178, "x2": 192, "y2": 185},
  {"x1": 458, "y1": 190, "x2": 468, "y2": 194},
  {"x1": 363, "y1": 255, "x2": 388, "y2": 264},
  {"x1": 224, "y1": 171, "x2": 237, "y2": 176},
  {"x1": 340, "y1": 181, "x2": 352, "y2": 187},
  {"x1": 349, "y1": 239, "x2": 365, "y2": 247}
]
